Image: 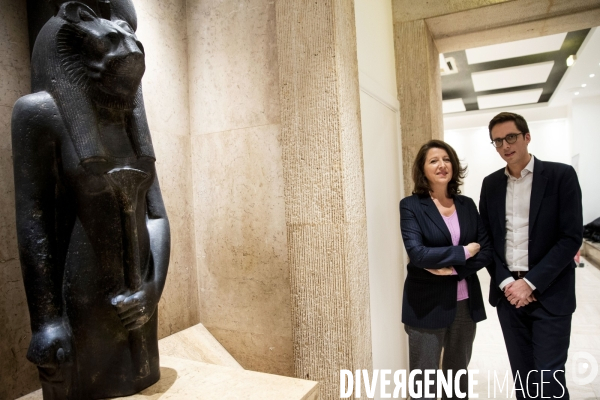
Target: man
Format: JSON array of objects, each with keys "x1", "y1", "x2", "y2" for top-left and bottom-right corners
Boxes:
[{"x1": 479, "y1": 112, "x2": 582, "y2": 399}]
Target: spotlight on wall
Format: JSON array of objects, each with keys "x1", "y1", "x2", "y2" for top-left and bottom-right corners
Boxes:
[{"x1": 566, "y1": 55, "x2": 576, "y2": 67}]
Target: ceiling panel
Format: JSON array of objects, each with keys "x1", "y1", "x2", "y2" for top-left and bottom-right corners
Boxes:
[
  {"x1": 442, "y1": 99, "x2": 467, "y2": 114},
  {"x1": 465, "y1": 33, "x2": 567, "y2": 64},
  {"x1": 477, "y1": 88, "x2": 544, "y2": 109},
  {"x1": 441, "y1": 29, "x2": 590, "y2": 113},
  {"x1": 471, "y1": 61, "x2": 555, "y2": 91}
]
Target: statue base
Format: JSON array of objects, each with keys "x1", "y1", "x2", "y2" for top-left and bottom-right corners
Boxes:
[{"x1": 18, "y1": 324, "x2": 320, "y2": 400}]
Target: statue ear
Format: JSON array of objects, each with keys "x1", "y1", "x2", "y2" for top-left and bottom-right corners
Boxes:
[{"x1": 59, "y1": 1, "x2": 98, "y2": 23}]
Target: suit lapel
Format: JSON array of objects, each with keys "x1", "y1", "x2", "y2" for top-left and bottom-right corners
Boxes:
[
  {"x1": 420, "y1": 196, "x2": 452, "y2": 244},
  {"x1": 490, "y1": 170, "x2": 508, "y2": 238},
  {"x1": 529, "y1": 158, "x2": 547, "y2": 235},
  {"x1": 456, "y1": 196, "x2": 469, "y2": 245}
]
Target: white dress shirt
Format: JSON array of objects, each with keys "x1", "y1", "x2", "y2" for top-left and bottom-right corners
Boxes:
[{"x1": 499, "y1": 155, "x2": 536, "y2": 291}]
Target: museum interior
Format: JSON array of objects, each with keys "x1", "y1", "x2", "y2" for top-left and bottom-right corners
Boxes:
[{"x1": 1, "y1": 0, "x2": 599, "y2": 399}]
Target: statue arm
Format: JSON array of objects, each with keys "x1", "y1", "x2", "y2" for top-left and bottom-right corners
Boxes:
[
  {"x1": 12, "y1": 92, "x2": 73, "y2": 366},
  {"x1": 145, "y1": 172, "x2": 170, "y2": 300},
  {"x1": 13, "y1": 93, "x2": 63, "y2": 329}
]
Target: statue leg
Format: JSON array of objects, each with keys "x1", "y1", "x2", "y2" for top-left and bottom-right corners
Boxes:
[{"x1": 39, "y1": 362, "x2": 77, "y2": 400}]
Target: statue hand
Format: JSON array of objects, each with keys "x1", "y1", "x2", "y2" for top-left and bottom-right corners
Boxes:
[
  {"x1": 112, "y1": 287, "x2": 158, "y2": 331},
  {"x1": 27, "y1": 321, "x2": 73, "y2": 368}
]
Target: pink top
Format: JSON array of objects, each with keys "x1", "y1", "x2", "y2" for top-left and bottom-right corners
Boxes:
[{"x1": 441, "y1": 211, "x2": 470, "y2": 301}]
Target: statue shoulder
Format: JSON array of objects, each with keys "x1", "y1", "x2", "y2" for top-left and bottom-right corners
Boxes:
[
  {"x1": 13, "y1": 91, "x2": 59, "y2": 120},
  {"x1": 12, "y1": 91, "x2": 63, "y2": 144}
]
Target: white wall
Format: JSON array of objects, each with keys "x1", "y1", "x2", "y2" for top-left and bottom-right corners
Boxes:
[
  {"x1": 355, "y1": 0, "x2": 408, "y2": 387},
  {"x1": 570, "y1": 95, "x2": 600, "y2": 224},
  {"x1": 445, "y1": 119, "x2": 571, "y2": 208}
]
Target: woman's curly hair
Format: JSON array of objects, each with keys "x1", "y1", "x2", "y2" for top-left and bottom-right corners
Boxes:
[{"x1": 412, "y1": 140, "x2": 467, "y2": 197}]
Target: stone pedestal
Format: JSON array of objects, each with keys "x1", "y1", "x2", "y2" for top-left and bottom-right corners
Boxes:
[
  {"x1": 19, "y1": 356, "x2": 319, "y2": 400},
  {"x1": 18, "y1": 324, "x2": 320, "y2": 400},
  {"x1": 158, "y1": 323, "x2": 244, "y2": 369}
]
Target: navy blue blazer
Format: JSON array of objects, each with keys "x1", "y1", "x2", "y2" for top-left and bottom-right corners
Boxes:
[
  {"x1": 479, "y1": 157, "x2": 583, "y2": 315},
  {"x1": 400, "y1": 194, "x2": 492, "y2": 329}
]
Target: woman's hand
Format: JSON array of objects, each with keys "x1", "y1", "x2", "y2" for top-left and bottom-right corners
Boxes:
[
  {"x1": 466, "y1": 242, "x2": 481, "y2": 257},
  {"x1": 425, "y1": 267, "x2": 454, "y2": 276}
]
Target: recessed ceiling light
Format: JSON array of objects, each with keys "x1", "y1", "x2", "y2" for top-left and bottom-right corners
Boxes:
[
  {"x1": 582, "y1": 84, "x2": 587, "y2": 87},
  {"x1": 591, "y1": 74, "x2": 596, "y2": 78},
  {"x1": 575, "y1": 92, "x2": 579, "y2": 95},
  {"x1": 567, "y1": 55, "x2": 576, "y2": 66}
]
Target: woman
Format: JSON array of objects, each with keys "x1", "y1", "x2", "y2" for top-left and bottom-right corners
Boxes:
[{"x1": 400, "y1": 140, "x2": 491, "y2": 399}]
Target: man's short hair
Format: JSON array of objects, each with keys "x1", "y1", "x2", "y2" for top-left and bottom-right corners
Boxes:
[{"x1": 488, "y1": 112, "x2": 530, "y2": 140}]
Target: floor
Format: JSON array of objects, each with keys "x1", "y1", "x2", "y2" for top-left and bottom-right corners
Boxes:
[{"x1": 469, "y1": 257, "x2": 600, "y2": 399}]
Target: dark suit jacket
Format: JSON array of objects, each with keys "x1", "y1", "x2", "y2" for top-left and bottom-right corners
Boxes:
[
  {"x1": 400, "y1": 194, "x2": 492, "y2": 329},
  {"x1": 479, "y1": 157, "x2": 583, "y2": 315}
]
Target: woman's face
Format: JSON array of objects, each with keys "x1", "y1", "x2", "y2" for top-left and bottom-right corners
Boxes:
[{"x1": 424, "y1": 147, "x2": 452, "y2": 188}]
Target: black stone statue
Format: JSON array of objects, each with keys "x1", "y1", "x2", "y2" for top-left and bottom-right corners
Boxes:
[{"x1": 12, "y1": 1, "x2": 170, "y2": 398}]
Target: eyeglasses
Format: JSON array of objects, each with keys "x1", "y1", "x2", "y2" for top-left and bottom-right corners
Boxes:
[{"x1": 491, "y1": 133, "x2": 524, "y2": 148}]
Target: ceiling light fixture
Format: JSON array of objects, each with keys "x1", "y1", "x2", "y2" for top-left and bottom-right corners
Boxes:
[
  {"x1": 440, "y1": 55, "x2": 458, "y2": 75},
  {"x1": 566, "y1": 55, "x2": 576, "y2": 66},
  {"x1": 575, "y1": 92, "x2": 579, "y2": 95},
  {"x1": 591, "y1": 74, "x2": 596, "y2": 78},
  {"x1": 582, "y1": 84, "x2": 587, "y2": 87}
]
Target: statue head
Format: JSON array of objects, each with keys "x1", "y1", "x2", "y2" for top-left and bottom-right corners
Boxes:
[
  {"x1": 31, "y1": 0, "x2": 155, "y2": 169},
  {"x1": 48, "y1": 0, "x2": 138, "y2": 30},
  {"x1": 57, "y1": 2, "x2": 145, "y2": 100}
]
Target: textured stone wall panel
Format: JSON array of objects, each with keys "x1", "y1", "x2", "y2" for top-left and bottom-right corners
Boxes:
[
  {"x1": 135, "y1": 0, "x2": 201, "y2": 340},
  {"x1": 191, "y1": 125, "x2": 294, "y2": 376},
  {"x1": 276, "y1": 0, "x2": 373, "y2": 398},
  {"x1": 392, "y1": 0, "x2": 513, "y2": 23},
  {"x1": 0, "y1": 1, "x2": 40, "y2": 398},
  {"x1": 426, "y1": 24, "x2": 444, "y2": 142},
  {"x1": 333, "y1": 1, "x2": 372, "y2": 372},
  {"x1": 187, "y1": 0, "x2": 295, "y2": 376},
  {"x1": 186, "y1": 0, "x2": 281, "y2": 135},
  {"x1": 393, "y1": 19, "x2": 442, "y2": 196}
]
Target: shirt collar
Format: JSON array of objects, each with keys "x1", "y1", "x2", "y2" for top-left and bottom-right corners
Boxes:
[{"x1": 504, "y1": 154, "x2": 535, "y2": 179}]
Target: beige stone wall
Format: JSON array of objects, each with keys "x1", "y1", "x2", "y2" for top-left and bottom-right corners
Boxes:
[
  {"x1": 393, "y1": 19, "x2": 443, "y2": 196},
  {"x1": 427, "y1": 0, "x2": 600, "y2": 52},
  {"x1": 392, "y1": 0, "x2": 513, "y2": 22},
  {"x1": 186, "y1": 0, "x2": 295, "y2": 376},
  {"x1": 0, "y1": 3, "x2": 40, "y2": 399},
  {"x1": 135, "y1": 0, "x2": 200, "y2": 340}
]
